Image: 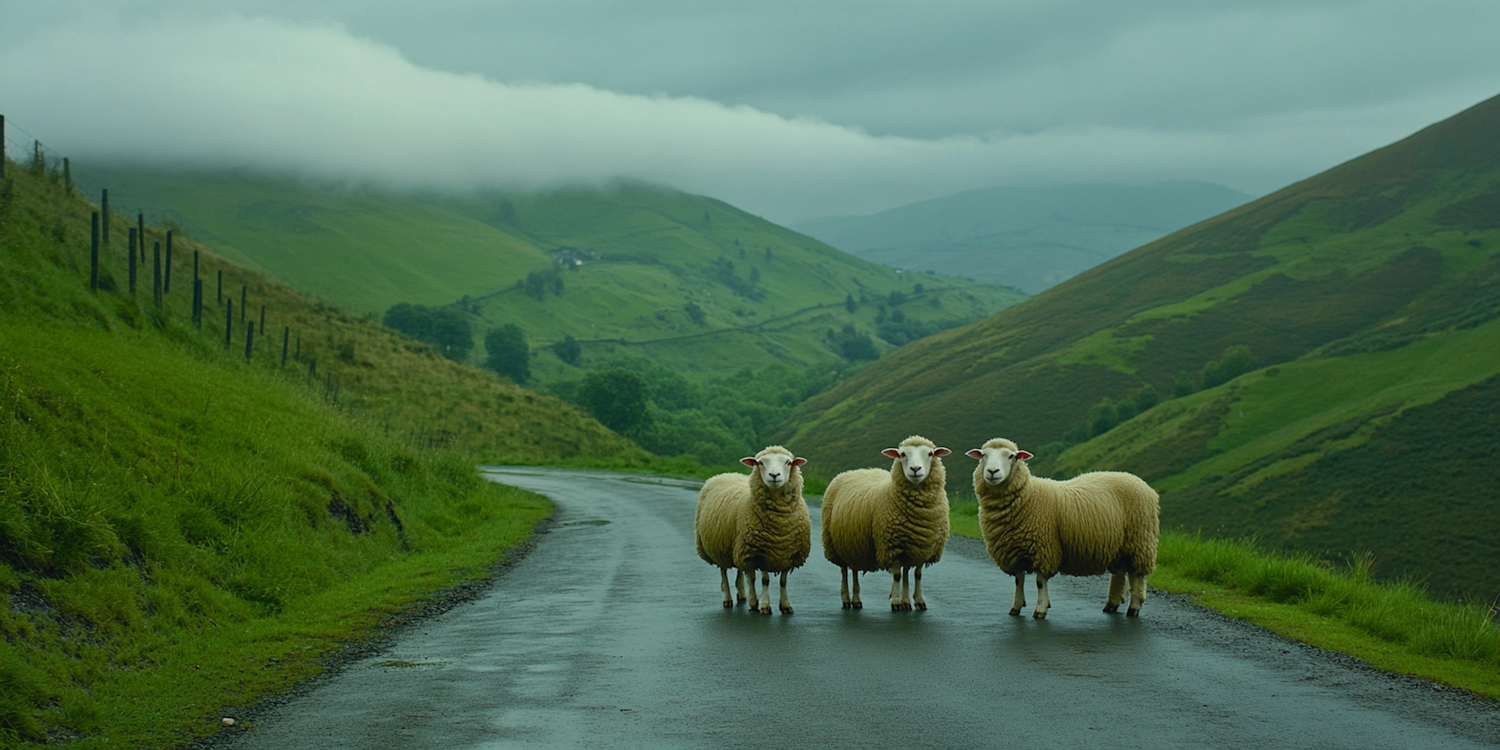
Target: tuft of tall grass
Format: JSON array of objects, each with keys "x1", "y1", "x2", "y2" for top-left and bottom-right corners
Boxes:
[{"x1": 1160, "y1": 532, "x2": 1500, "y2": 668}]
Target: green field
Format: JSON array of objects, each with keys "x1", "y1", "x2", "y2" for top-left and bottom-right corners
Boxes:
[
  {"x1": 782, "y1": 92, "x2": 1500, "y2": 601},
  {"x1": 74, "y1": 168, "x2": 1028, "y2": 384}
]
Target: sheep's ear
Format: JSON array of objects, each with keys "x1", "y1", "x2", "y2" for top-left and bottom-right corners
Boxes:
[
  {"x1": 791, "y1": 457, "x2": 807, "y2": 467},
  {"x1": 881, "y1": 448, "x2": 901, "y2": 459},
  {"x1": 966, "y1": 449, "x2": 984, "y2": 459},
  {"x1": 1015, "y1": 451, "x2": 1033, "y2": 461},
  {"x1": 740, "y1": 457, "x2": 759, "y2": 467},
  {"x1": 934, "y1": 447, "x2": 951, "y2": 457}
]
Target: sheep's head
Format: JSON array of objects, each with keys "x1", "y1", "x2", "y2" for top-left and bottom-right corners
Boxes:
[
  {"x1": 967, "y1": 438, "x2": 1032, "y2": 486},
  {"x1": 883, "y1": 436, "x2": 951, "y2": 485},
  {"x1": 741, "y1": 446, "x2": 806, "y2": 490}
]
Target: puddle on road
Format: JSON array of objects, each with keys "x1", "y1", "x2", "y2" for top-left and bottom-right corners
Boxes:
[{"x1": 557, "y1": 519, "x2": 611, "y2": 528}]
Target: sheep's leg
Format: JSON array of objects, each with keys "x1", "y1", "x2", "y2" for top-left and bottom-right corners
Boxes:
[
  {"x1": 734, "y1": 569, "x2": 746, "y2": 605},
  {"x1": 890, "y1": 567, "x2": 910, "y2": 611},
  {"x1": 1009, "y1": 574, "x2": 1027, "y2": 616},
  {"x1": 745, "y1": 568, "x2": 760, "y2": 611},
  {"x1": 779, "y1": 571, "x2": 793, "y2": 614},
  {"x1": 759, "y1": 571, "x2": 773, "y2": 614},
  {"x1": 1033, "y1": 574, "x2": 1052, "y2": 619},
  {"x1": 719, "y1": 567, "x2": 734, "y2": 608},
  {"x1": 851, "y1": 571, "x2": 863, "y2": 609},
  {"x1": 913, "y1": 566, "x2": 926, "y2": 610},
  {"x1": 1127, "y1": 573, "x2": 1148, "y2": 617},
  {"x1": 1104, "y1": 572, "x2": 1127, "y2": 613},
  {"x1": 839, "y1": 567, "x2": 852, "y2": 609}
]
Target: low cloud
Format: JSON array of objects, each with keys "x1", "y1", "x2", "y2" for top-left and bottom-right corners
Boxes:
[{"x1": 0, "y1": 15, "x2": 1490, "y2": 222}]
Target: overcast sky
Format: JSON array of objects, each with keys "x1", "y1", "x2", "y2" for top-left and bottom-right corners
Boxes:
[{"x1": 3, "y1": 1, "x2": 1498, "y2": 223}]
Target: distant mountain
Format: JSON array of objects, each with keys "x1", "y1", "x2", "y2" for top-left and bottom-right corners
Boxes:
[
  {"x1": 774, "y1": 93, "x2": 1500, "y2": 600},
  {"x1": 793, "y1": 181, "x2": 1252, "y2": 294},
  {"x1": 72, "y1": 170, "x2": 1026, "y2": 385}
]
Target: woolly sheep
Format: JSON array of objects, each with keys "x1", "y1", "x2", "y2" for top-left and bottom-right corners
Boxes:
[
  {"x1": 967, "y1": 438, "x2": 1159, "y2": 618},
  {"x1": 821, "y1": 435, "x2": 951, "y2": 611},
  {"x1": 694, "y1": 445, "x2": 811, "y2": 614}
]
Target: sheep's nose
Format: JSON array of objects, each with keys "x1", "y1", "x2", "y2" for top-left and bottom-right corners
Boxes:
[{"x1": 768, "y1": 472, "x2": 780, "y2": 480}]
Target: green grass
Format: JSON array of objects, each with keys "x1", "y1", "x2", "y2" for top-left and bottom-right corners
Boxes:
[
  {"x1": 0, "y1": 156, "x2": 599, "y2": 746},
  {"x1": 944, "y1": 511, "x2": 1500, "y2": 701}
]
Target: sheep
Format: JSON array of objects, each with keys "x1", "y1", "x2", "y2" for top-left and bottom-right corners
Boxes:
[
  {"x1": 821, "y1": 435, "x2": 951, "y2": 611},
  {"x1": 967, "y1": 437, "x2": 1159, "y2": 619},
  {"x1": 694, "y1": 445, "x2": 811, "y2": 614}
]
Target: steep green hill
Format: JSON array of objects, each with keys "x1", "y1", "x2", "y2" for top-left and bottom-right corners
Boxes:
[
  {"x1": 775, "y1": 93, "x2": 1500, "y2": 600},
  {"x1": 73, "y1": 168, "x2": 1027, "y2": 384},
  {"x1": 792, "y1": 181, "x2": 1251, "y2": 293},
  {"x1": 0, "y1": 152, "x2": 640, "y2": 745}
]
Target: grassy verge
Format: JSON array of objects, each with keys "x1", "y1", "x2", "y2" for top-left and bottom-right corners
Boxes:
[{"x1": 947, "y1": 502, "x2": 1500, "y2": 701}]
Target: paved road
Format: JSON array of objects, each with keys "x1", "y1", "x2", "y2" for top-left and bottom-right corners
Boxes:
[{"x1": 215, "y1": 468, "x2": 1500, "y2": 749}]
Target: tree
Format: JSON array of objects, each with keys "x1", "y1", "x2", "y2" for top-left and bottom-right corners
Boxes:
[
  {"x1": 684, "y1": 302, "x2": 707, "y2": 325},
  {"x1": 827, "y1": 324, "x2": 879, "y2": 361},
  {"x1": 845, "y1": 293, "x2": 856, "y2": 313},
  {"x1": 484, "y1": 324, "x2": 530, "y2": 384},
  {"x1": 579, "y1": 369, "x2": 651, "y2": 438},
  {"x1": 383, "y1": 302, "x2": 473, "y2": 361},
  {"x1": 1201, "y1": 345, "x2": 1257, "y2": 389},
  {"x1": 1134, "y1": 384, "x2": 1160, "y2": 413},
  {"x1": 554, "y1": 334, "x2": 582, "y2": 366}
]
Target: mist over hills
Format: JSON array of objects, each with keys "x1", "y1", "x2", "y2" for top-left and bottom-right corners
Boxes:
[
  {"x1": 793, "y1": 181, "x2": 1252, "y2": 293},
  {"x1": 775, "y1": 93, "x2": 1500, "y2": 599}
]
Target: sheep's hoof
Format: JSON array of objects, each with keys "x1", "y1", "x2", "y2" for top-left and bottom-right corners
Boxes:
[
  {"x1": 1103, "y1": 603, "x2": 1120, "y2": 614},
  {"x1": 759, "y1": 605, "x2": 772, "y2": 615},
  {"x1": 1033, "y1": 610, "x2": 1047, "y2": 620},
  {"x1": 892, "y1": 603, "x2": 911, "y2": 612},
  {"x1": 1009, "y1": 608, "x2": 1022, "y2": 616},
  {"x1": 780, "y1": 605, "x2": 793, "y2": 614},
  {"x1": 1126, "y1": 608, "x2": 1140, "y2": 618},
  {"x1": 723, "y1": 600, "x2": 733, "y2": 608},
  {"x1": 852, "y1": 601, "x2": 863, "y2": 609},
  {"x1": 736, "y1": 596, "x2": 746, "y2": 604},
  {"x1": 915, "y1": 601, "x2": 927, "y2": 611},
  {"x1": 841, "y1": 601, "x2": 851, "y2": 609}
]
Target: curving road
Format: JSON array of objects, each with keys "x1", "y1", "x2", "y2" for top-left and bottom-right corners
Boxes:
[{"x1": 214, "y1": 468, "x2": 1500, "y2": 749}]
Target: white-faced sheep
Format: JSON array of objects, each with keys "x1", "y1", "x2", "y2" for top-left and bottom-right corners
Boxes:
[
  {"x1": 694, "y1": 445, "x2": 811, "y2": 614},
  {"x1": 967, "y1": 438, "x2": 1159, "y2": 618},
  {"x1": 821, "y1": 435, "x2": 951, "y2": 611}
]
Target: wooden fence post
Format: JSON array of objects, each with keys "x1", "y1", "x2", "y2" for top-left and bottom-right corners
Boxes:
[
  {"x1": 281, "y1": 326, "x2": 290, "y2": 368},
  {"x1": 164, "y1": 231, "x2": 173, "y2": 294},
  {"x1": 259, "y1": 304, "x2": 266, "y2": 334},
  {"x1": 308, "y1": 358, "x2": 316, "y2": 384},
  {"x1": 137, "y1": 214, "x2": 145, "y2": 263},
  {"x1": 0, "y1": 115, "x2": 5, "y2": 179},
  {"x1": 90, "y1": 212, "x2": 100, "y2": 293},
  {"x1": 225, "y1": 300, "x2": 233, "y2": 348},
  {"x1": 217, "y1": 270, "x2": 223, "y2": 306},
  {"x1": 245, "y1": 322, "x2": 255, "y2": 360},
  {"x1": 152, "y1": 242, "x2": 162, "y2": 307},
  {"x1": 101, "y1": 189, "x2": 109, "y2": 246},
  {"x1": 193, "y1": 279, "x2": 203, "y2": 327},
  {"x1": 128, "y1": 228, "x2": 137, "y2": 295}
]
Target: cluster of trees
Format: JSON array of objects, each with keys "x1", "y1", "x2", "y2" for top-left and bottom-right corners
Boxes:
[
  {"x1": 546, "y1": 358, "x2": 835, "y2": 467},
  {"x1": 521, "y1": 266, "x2": 565, "y2": 301},
  {"x1": 383, "y1": 303, "x2": 473, "y2": 361},
  {"x1": 826, "y1": 324, "x2": 879, "y2": 361},
  {"x1": 1039, "y1": 344, "x2": 1259, "y2": 459},
  {"x1": 704, "y1": 256, "x2": 764, "y2": 300}
]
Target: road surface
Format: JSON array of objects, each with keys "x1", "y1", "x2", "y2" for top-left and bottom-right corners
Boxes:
[{"x1": 210, "y1": 468, "x2": 1500, "y2": 749}]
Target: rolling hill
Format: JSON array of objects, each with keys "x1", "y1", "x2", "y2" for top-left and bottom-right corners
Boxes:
[
  {"x1": 70, "y1": 168, "x2": 1027, "y2": 384},
  {"x1": 774, "y1": 93, "x2": 1500, "y2": 600},
  {"x1": 792, "y1": 181, "x2": 1251, "y2": 293}
]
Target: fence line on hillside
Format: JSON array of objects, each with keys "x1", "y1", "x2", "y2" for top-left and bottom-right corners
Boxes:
[{"x1": 0, "y1": 114, "x2": 347, "y2": 409}]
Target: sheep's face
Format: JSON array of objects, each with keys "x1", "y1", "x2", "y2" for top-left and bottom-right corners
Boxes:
[
  {"x1": 741, "y1": 452, "x2": 806, "y2": 489},
  {"x1": 883, "y1": 444, "x2": 951, "y2": 484},
  {"x1": 967, "y1": 445, "x2": 1032, "y2": 486}
]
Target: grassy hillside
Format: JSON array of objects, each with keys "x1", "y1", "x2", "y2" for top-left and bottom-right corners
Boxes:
[
  {"x1": 0, "y1": 150, "x2": 636, "y2": 746},
  {"x1": 778, "y1": 92, "x2": 1500, "y2": 600},
  {"x1": 793, "y1": 181, "x2": 1251, "y2": 293},
  {"x1": 75, "y1": 168, "x2": 1028, "y2": 384}
]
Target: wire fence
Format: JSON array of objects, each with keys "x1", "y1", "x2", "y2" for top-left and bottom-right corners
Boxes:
[{"x1": 1, "y1": 112, "x2": 346, "y2": 407}]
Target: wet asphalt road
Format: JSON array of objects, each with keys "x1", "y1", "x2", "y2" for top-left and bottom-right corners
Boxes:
[{"x1": 216, "y1": 468, "x2": 1500, "y2": 749}]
